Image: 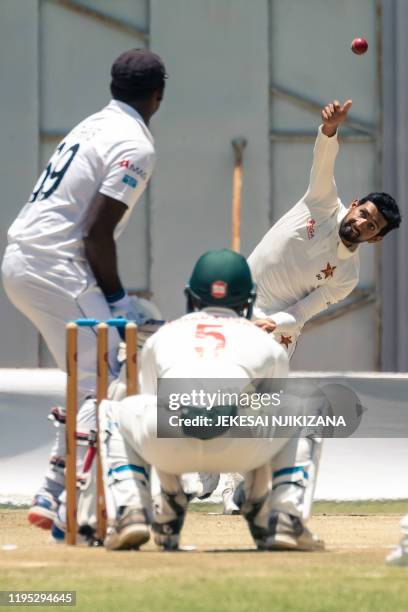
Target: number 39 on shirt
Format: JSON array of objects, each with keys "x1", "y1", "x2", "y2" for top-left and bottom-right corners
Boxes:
[{"x1": 29, "y1": 141, "x2": 80, "y2": 203}]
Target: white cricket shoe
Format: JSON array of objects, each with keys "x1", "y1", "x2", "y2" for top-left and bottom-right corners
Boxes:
[
  {"x1": 197, "y1": 472, "x2": 220, "y2": 500},
  {"x1": 386, "y1": 538, "x2": 408, "y2": 567},
  {"x1": 259, "y1": 511, "x2": 324, "y2": 551},
  {"x1": 104, "y1": 507, "x2": 150, "y2": 551},
  {"x1": 386, "y1": 515, "x2": 408, "y2": 566},
  {"x1": 222, "y1": 487, "x2": 240, "y2": 515},
  {"x1": 235, "y1": 484, "x2": 324, "y2": 551}
]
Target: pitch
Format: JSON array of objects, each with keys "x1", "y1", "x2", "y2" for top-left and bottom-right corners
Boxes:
[{"x1": 1, "y1": 502, "x2": 408, "y2": 612}]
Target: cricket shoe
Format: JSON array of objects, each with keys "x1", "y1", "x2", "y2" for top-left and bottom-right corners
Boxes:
[
  {"x1": 50, "y1": 523, "x2": 91, "y2": 546},
  {"x1": 50, "y1": 503, "x2": 69, "y2": 544},
  {"x1": 222, "y1": 487, "x2": 240, "y2": 515},
  {"x1": 27, "y1": 493, "x2": 58, "y2": 530},
  {"x1": 386, "y1": 539, "x2": 408, "y2": 567},
  {"x1": 104, "y1": 507, "x2": 150, "y2": 551},
  {"x1": 152, "y1": 490, "x2": 190, "y2": 551},
  {"x1": 258, "y1": 511, "x2": 325, "y2": 551},
  {"x1": 197, "y1": 472, "x2": 220, "y2": 500},
  {"x1": 50, "y1": 500, "x2": 97, "y2": 546},
  {"x1": 234, "y1": 486, "x2": 324, "y2": 551}
]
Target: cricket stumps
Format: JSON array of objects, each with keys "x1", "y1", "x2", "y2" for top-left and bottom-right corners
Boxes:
[{"x1": 65, "y1": 318, "x2": 138, "y2": 545}]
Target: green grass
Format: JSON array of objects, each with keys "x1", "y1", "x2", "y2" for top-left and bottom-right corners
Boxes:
[
  {"x1": 2, "y1": 499, "x2": 408, "y2": 514},
  {"x1": 0, "y1": 504, "x2": 29, "y2": 510},
  {"x1": 1, "y1": 504, "x2": 408, "y2": 612},
  {"x1": 1, "y1": 553, "x2": 407, "y2": 612},
  {"x1": 191, "y1": 499, "x2": 408, "y2": 515},
  {"x1": 313, "y1": 499, "x2": 408, "y2": 515}
]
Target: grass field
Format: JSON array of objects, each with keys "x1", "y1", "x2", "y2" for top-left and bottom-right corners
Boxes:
[{"x1": 1, "y1": 501, "x2": 408, "y2": 612}]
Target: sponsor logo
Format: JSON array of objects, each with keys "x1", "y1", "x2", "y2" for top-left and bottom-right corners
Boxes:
[
  {"x1": 122, "y1": 174, "x2": 138, "y2": 188},
  {"x1": 118, "y1": 160, "x2": 148, "y2": 181},
  {"x1": 211, "y1": 281, "x2": 228, "y2": 299},
  {"x1": 306, "y1": 218, "x2": 316, "y2": 240}
]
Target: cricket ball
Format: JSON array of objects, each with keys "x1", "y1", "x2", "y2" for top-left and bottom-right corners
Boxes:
[{"x1": 351, "y1": 37, "x2": 368, "y2": 55}]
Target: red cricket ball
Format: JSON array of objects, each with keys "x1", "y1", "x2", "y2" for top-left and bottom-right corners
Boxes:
[{"x1": 351, "y1": 37, "x2": 368, "y2": 55}]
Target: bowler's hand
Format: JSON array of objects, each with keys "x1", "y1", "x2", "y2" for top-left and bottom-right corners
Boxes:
[
  {"x1": 321, "y1": 99, "x2": 352, "y2": 137},
  {"x1": 254, "y1": 319, "x2": 276, "y2": 334}
]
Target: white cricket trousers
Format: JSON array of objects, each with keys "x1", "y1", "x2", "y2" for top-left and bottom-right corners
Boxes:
[
  {"x1": 99, "y1": 394, "x2": 305, "y2": 520},
  {"x1": 2, "y1": 244, "x2": 121, "y2": 399},
  {"x1": 2, "y1": 244, "x2": 122, "y2": 495},
  {"x1": 251, "y1": 306, "x2": 317, "y2": 520}
]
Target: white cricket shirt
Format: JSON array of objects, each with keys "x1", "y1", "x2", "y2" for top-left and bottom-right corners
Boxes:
[
  {"x1": 140, "y1": 307, "x2": 289, "y2": 394},
  {"x1": 7, "y1": 100, "x2": 155, "y2": 260},
  {"x1": 248, "y1": 127, "x2": 360, "y2": 336}
]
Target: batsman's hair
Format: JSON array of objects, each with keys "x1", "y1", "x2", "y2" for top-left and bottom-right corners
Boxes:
[{"x1": 358, "y1": 192, "x2": 401, "y2": 236}]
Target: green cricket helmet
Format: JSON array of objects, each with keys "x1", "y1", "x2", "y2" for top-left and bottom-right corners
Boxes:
[{"x1": 185, "y1": 249, "x2": 256, "y2": 318}]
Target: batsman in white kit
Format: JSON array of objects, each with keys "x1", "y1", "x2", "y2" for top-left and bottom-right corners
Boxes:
[
  {"x1": 222, "y1": 99, "x2": 401, "y2": 525},
  {"x1": 1, "y1": 49, "x2": 167, "y2": 532},
  {"x1": 99, "y1": 249, "x2": 322, "y2": 551}
]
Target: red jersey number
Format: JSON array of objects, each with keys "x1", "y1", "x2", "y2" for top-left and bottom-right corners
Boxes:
[{"x1": 195, "y1": 324, "x2": 226, "y2": 357}]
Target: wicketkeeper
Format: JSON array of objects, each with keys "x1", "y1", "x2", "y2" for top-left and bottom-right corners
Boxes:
[{"x1": 98, "y1": 249, "x2": 323, "y2": 551}]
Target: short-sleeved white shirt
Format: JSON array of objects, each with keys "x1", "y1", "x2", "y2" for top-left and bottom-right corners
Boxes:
[
  {"x1": 7, "y1": 100, "x2": 156, "y2": 260},
  {"x1": 140, "y1": 308, "x2": 289, "y2": 395}
]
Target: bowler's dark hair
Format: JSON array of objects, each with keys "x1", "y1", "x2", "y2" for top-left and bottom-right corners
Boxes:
[{"x1": 359, "y1": 192, "x2": 401, "y2": 236}]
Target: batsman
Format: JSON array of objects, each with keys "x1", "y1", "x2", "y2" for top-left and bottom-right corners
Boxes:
[
  {"x1": 1, "y1": 48, "x2": 166, "y2": 531},
  {"x1": 223, "y1": 99, "x2": 401, "y2": 526}
]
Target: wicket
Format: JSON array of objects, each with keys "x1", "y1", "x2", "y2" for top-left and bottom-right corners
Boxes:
[{"x1": 65, "y1": 318, "x2": 138, "y2": 546}]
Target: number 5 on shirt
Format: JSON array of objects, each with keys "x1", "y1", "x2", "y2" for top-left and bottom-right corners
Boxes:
[{"x1": 194, "y1": 323, "x2": 226, "y2": 357}]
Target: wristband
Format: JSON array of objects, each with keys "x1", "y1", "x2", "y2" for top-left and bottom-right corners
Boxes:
[
  {"x1": 106, "y1": 288, "x2": 126, "y2": 303},
  {"x1": 106, "y1": 290, "x2": 132, "y2": 310}
]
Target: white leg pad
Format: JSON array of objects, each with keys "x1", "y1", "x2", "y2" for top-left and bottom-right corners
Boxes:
[
  {"x1": 270, "y1": 436, "x2": 316, "y2": 519},
  {"x1": 99, "y1": 399, "x2": 152, "y2": 522}
]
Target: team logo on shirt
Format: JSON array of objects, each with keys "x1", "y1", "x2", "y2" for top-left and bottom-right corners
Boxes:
[
  {"x1": 316, "y1": 262, "x2": 337, "y2": 281},
  {"x1": 122, "y1": 174, "x2": 138, "y2": 188},
  {"x1": 211, "y1": 281, "x2": 228, "y2": 298},
  {"x1": 280, "y1": 334, "x2": 292, "y2": 349},
  {"x1": 306, "y1": 218, "x2": 316, "y2": 239}
]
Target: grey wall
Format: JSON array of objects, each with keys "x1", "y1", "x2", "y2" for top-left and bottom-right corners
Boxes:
[
  {"x1": 0, "y1": 1, "x2": 40, "y2": 365},
  {"x1": 149, "y1": 0, "x2": 270, "y2": 317}
]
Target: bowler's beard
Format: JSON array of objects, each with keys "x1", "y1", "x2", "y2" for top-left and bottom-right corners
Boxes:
[{"x1": 339, "y1": 217, "x2": 362, "y2": 244}]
